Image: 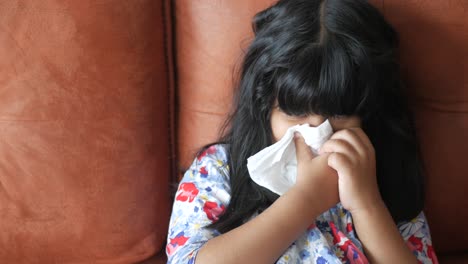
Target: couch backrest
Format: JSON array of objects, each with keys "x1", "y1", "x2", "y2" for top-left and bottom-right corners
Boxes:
[
  {"x1": 175, "y1": 0, "x2": 468, "y2": 256},
  {"x1": 0, "y1": 0, "x2": 174, "y2": 262},
  {"x1": 175, "y1": 0, "x2": 277, "y2": 171}
]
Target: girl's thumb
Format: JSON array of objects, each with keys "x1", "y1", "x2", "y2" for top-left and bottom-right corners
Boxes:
[{"x1": 294, "y1": 132, "x2": 313, "y2": 161}]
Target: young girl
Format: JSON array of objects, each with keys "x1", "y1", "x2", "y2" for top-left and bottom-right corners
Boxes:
[{"x1": 166, "y1": 0, "x2": 438, "y2": 263}]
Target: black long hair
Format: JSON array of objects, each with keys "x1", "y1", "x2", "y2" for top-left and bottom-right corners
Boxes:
[{"x1": 202, "y1": 0, "x2": 424, "y2": 234}]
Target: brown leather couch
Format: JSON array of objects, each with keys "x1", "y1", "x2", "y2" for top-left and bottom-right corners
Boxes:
[{"x1": 0, "y1": 0, "x2": 466, "y2": 263}]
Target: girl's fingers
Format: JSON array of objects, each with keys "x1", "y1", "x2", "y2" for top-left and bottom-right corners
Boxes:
[
  {"x1": 348, "y1": 127, "x2": 375, "y2": 154},
  {"x1": 293, "y1": 132, "x2": 314, "y2": 162},
  {"x1": 319, "y1": 139, "x2": 358, "y2": 163},
  {"x1": 327, "y1": 152, "x2": 352, "y2": 174},
  {"x1": 328, "y1": 128, "x2": 368, "y2": 157}
]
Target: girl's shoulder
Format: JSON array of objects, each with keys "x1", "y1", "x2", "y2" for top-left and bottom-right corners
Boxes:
[
  {"x1": 179, "y1": 144, "x2": 232, "y2": 205},
  {"x1": 194, "y1": 143, "x2": 229, "y2": 166},
  {"x1": 182, "y1": 143, "x2": 230, "y2": 185}
]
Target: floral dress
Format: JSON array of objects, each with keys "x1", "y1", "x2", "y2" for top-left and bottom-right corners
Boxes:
[{"x1": 166, "y1": 144, "x2": 439, "y2": 264}]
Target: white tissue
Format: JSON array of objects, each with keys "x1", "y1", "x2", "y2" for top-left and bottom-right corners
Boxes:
[{"x1": 246, "y1": 120, "x2": 333, "y2": 195}]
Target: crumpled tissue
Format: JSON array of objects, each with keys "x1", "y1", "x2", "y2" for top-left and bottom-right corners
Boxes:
[{"x1": 247, "y1": 120, "x2": 333, "y2": 195}]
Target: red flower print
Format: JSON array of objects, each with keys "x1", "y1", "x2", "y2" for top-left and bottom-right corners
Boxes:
[
  {"x1": 203, "y1": 201, "x2": 226, "y2": 222},
  {"x1": 199, "y1": 166, "x2": 208, "y2": 177},
  {"x1": 197, "y1": 146, "x2": 217, "y2": 161},
  {"x1": 407, "y1": 235, "x2": 423, "y2": 252},
  {"x1": 166, "y1": 231, "x2": 189, "y2": 256},
  {"x1": 176, "y1": 182, "x2": 199, "y2": 203},
  {"x1": 330, "y1": 222, "x2": 343, "y2": 244},
  {"x1": 330, "y1": 222, "x2": 369, "y2": 263}
]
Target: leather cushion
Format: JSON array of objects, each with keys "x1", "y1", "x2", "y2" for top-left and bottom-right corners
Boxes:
[{"x1": 0, "y1": 0, "x2": 172, "y2": 262}]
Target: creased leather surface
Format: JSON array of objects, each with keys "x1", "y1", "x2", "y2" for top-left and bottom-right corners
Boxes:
[
  {"x1": 0, "y1": 0, "x2": 171, "y2": 263},
  {"x1": 382, "y1": 0, "x2": 468, "y2": 254}
]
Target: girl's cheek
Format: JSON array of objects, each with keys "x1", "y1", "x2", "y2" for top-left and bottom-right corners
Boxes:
[{"x1": 272, "y1": 124, "x2": 289, "y2": 142}]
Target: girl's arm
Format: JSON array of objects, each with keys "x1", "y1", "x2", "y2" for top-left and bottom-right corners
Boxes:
[
  {"x1": 352, "y1": 200, "x2": 418, "y2": 264},
  {"x1": 196, "y1": 135, "x2": 339, "y2": 264}
]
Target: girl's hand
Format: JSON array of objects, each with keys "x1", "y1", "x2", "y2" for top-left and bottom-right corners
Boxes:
[
  {"x1": 290, "y1": 132, "x2": 339, "y2": 216},
  {"x1": 319, "y1": 128, "x2": 382, "y2": 215}
]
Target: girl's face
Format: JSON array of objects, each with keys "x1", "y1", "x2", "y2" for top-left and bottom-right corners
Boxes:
[{"x1": 270, "y1": 105, "x2": 362, "y2": 142}]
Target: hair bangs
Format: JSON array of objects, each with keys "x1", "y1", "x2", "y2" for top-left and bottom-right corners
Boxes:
[{"x1": 274, "y1": 42, "x2": 372, "y2": 118}]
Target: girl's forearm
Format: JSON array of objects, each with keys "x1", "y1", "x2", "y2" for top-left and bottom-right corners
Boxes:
[
  {"x1": 351, "y1": 200, "x2": 418, "y2": 264},
  {"x1": 195, "y1": 188, "x2": 321, "y2": 264}
]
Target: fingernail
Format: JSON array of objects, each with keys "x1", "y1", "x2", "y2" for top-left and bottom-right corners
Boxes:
[{"x1": 294, "y1": 132, "x2": 300, "y2": 139}]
